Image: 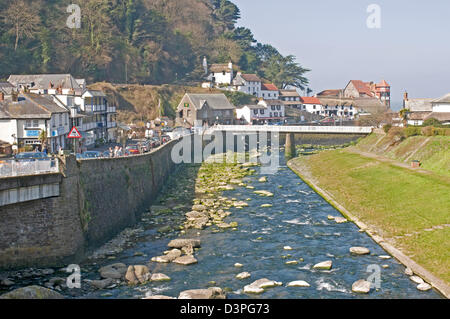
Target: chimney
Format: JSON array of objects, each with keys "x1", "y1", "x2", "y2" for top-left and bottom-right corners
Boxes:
[
  {"x1": 11, "y1": 90, "x2": 18, "y2": 102},
  {"x1": 0, "y1": 92, "x2": 4, "y2": 101},
  {"x1": 403, "y1": 91, "x2": 408, "y2": 109}
]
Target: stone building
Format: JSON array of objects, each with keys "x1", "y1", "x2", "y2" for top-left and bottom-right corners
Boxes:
[{"x1": 176, "y1": 93, "x2": 235, "y2": 127}]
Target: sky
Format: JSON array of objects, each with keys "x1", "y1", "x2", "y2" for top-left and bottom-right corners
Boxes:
[{"x1": 232, "y1": 0, "x2": 450, "y2": 110}]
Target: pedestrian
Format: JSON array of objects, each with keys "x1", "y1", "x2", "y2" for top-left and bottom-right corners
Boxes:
[
  {"x1": 114, "y1": 146, "x2": 119, "y2": 157},
  {"x1": 109, "y1": 147, "x2": 113, "y2": 158}
]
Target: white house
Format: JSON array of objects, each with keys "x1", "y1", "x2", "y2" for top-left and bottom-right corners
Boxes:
[
  {"x1": 260, "y1": 83, "x2": 279, "y2": 100},
  {"x1": 0, "y1": 93, "x2": 70, "y2": 153},
  {"x1": 257, "y1": 99, "x2": 285, "y2": 122},
  {"x1": 8, "y1": 74, "x2": 84, "y2": 96},
  {"x1": 236, "y1": 105, "x2": 268, "y2": 125},
  {"x1": 207, "y1": 61, "x2": 234, "y2": 86},
  {"x1": 428, "y1": 93, "x2": 450, "y2": 124},
  {"x1": 300, "y1": 97, "x2": 324, "y2": 115},
  {"x1": 233, "y1": 73, "x2": 262, "y2": 97}
]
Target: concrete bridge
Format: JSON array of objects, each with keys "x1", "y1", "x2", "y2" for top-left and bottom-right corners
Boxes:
[{"x1": 204, "y1": 125, "x2": 373, "y2": 158}]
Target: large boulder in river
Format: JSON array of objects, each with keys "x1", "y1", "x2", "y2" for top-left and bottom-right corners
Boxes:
[
  {"x1": 0, "y1": 285, "x2": 64, "y2": 299},
  {"x1": 99, "y1": 263, "x2": 127, "y2": 280},
  {"x1": 178, "y1": 287, "x2": 226, "y2": 299},
  {"x1": 151, "y1": 249, "x2": 182, "y2": 263},
  {"x1": 313, "y1": 260, "x2": 333, "y2": 270},
  {"x1": 352, "y1": 280, "x2": 371, "y2": 294},
  {"x1": 173, "y1": 255, "x2": 198, "y2": 266},
  {"x1": 243, "y1": 278, "x2": 282, "y2": 294},
  {"x1": 349, "y1": 247, "x2": 370, "y2": 255},
  {"x1": 168, "y1": 239, "x2": 201, "y2": 249},
  {"x1": 125, "y1": 265, "x2": 151, "y2": 285}
]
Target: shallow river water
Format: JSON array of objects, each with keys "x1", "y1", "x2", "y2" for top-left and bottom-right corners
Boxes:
[{"x1": 75, "y1": 153, "x2": 442, "y2": 299}]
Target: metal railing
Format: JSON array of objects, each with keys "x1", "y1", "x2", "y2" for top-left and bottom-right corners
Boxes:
[
  {"x1": 206, "y1": 125, "x2": 373, "y2": 134},
  {"x1": 0, "y1": 159, "x2": 59, "y2": 178}
]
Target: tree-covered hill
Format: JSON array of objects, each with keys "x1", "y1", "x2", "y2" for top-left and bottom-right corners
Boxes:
[{"x1": 0, "y1": 0, "x2": 309, "y2": 89}]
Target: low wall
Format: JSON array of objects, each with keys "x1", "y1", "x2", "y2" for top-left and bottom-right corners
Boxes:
[{"x1": 0, "y1": 138, "x2": 180, "y2": 270}]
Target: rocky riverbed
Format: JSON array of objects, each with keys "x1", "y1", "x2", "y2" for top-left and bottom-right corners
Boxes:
[{"x1": 0, "y1": 152, "x2": 443, "y2": 299}]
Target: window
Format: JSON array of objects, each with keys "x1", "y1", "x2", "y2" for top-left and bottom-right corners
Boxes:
[
  {"x1": 313, "y1": 105, "x2": 316, "y2": 109},
  {"x1": 33, "y1": 120, "x2": 38, "y2": 128},
  {"x1": 276, "y1": 105, "x2": 281, "y2": 110},
  {"x1": 59, "y1": 114, "x2": 62, "y2": 126},
  {"x1": 271, "y1": 106, "x2": 275, "y2": 110},
  {"x1": 25, "y1": 120, "x2": 31, "y2": 128},
  {"x1": 253, "y1": 110, "x2": 258, "y2": 115},
  {"x1": 270, "y1": 112, "x2": 272, "y2": 117},
  {"x1": 274, "y1": 112, "x2": 278, "y2": 117},
  {"x1": 260, "y1": 109, "x2": 264, "y2": 115}
]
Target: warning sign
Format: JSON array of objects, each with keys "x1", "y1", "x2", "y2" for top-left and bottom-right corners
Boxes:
[{"x1": 68, "y1": 126, "x2": 82, "y2": 139}]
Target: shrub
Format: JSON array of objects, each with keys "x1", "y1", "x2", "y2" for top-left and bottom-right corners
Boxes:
[
  {"x1": 423, "y1": 118, "x2": 441, "y2": 127},
  {"x1": 383, "y1": 124, "x2": 392, "y2": 133},
  {"x1": 404, "y1": 126, "x2": 422, "y2": 137},
  {"x1": 388, "y1": 127, "x2": 405, "y2": 143}
]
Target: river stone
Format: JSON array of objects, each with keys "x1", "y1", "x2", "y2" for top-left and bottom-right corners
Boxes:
[
  {"x1": 173, "y1": 255, "x2": 198, "y2": 265},
  {"x1": 404, "y1": 268, "x2": 414, "y2": 276},
  {"x1": 334, "y1": 217, "x2": 348, "y2": 224},
  {"x1": 178, "y1": 287, "x2": 226, "y2": 299},
  {"x1": 143, "y1": 295, "x2": 176, "y2": 299},
  {"x1": 236, "y1": 272, "x2": 251, "y2": 280},
  {"x1": 99, "y1": 263, "x2": 127, "y2": 280},
  {"x1": 410, "y1": 276, "x2": 424, "y2": 285},
  {"x1": 0, "y1": 285, "x2": 64, "y2": 299},
  {"x1": 287, "y1": 281, "x2": 310, "y2": 287},
  {"x1": 151, "y1": 273, "x2": 171, "y2": 282},
  {"x1": 234, "y1": 263, "x2": 243, "y2": 268},
  {"x1": 283, "y1": 246, "x2": 293, "y2": 250},
  {"x1": 379, "y1": 255, "x2": 391, "y2": 259},
  {"x1": 350, "y1": 247, "x2": 370, "y2": 255},
  {"x1": 89, "y1": 278, "x2": 114, "y2": 290},
  {"x1": 285, "y1": 260, "x2": 299, "y2": 265},
  {"x1": 352, "y1": 280, "x2": 372, "y2": 294},
  {"x1": 181, "y1": 245, "x2": 194, "y2": 256},
  {"x1": 313, "y1": 260, "x2": 332, "y2": 270},
  {"x1": 417, "y1": 283, "x2": 432, "y2": 291},
  {"x1": 134, "y1": 265, "x2": 151, "y2": 284},
  {"x1": 244, "y1": 278, "x2": 282, "y2": 294},
  {"x1": 258, "y1": 177, "x2": 267, "y2": 182},
  {"x1": 192, "y1": 205, "x2": 207, "y2": 212},
  {"x1": 168, "y1": 239, "x2": 201, "y2": 249},
  {"x1": 261, "y1": 204, "x2": 272, "y2": 208}
]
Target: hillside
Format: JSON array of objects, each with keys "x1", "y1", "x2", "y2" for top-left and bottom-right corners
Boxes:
[
  {"x1": 355, "y1": 131, "x2": 450, "y2": 177},
  {"x1": 0, "y1": 0, "x2": 309, "y2": 90},
  {"x1": 88, "y1": 82, "x2": 258, "y2": 123}
]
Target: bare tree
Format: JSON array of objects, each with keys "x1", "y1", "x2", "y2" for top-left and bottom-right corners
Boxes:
[{"x1": 1, "y1": 0, "x2": 41, "y2": 51}]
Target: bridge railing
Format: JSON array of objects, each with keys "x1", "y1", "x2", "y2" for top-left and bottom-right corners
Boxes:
[
  {"x1": 0, "y1": 158, "x2": 59, "y2": 178},
  {"x1": 206, "y1": 125, "x2": 373, "y2": 134}
]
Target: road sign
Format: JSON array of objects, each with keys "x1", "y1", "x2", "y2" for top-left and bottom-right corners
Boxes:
[{"x1": 68, "y1": 126, "x2": 82, "y2": 139}]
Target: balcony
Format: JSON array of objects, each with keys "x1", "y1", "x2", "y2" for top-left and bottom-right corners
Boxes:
[{"x1": 107, "y1": 106, "x2": 116, "y2": 113}]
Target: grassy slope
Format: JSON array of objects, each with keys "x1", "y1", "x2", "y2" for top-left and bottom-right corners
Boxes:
[
  {"x1": 292, "y1": 140, "x2": 450, "y2": 283},
  {"x1": 355, "y1": 133, "x2": 450, "y2": 177}
]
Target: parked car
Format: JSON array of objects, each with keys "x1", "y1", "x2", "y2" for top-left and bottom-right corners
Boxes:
[
  {"x1": 140, "y1": 140, "x2": 152, "y2": 152},
  {"x1": 126, "y1": 144, "x2": 140, "y2": 155},
  {"x1": 151, "y1": 137, "x2": 161, "y2": 148},
  {"x1": 81, "y1": 151, "x2": 102, "y2": 159},
  {"x1": 15, "y1": 152, "x2": 49, "y2": 161},
  {"x1": 161, "y1": 135, "x2": 171, "y2": 143}
]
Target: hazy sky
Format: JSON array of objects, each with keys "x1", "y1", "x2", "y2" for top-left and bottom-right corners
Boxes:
[{"x1": 233, "y1": 0, "x2": 450, "y2": 109}]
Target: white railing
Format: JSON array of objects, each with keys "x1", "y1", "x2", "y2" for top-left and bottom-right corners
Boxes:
[
  {"x1": 206, "y1": 125, "x2": 373, "y2": 134},
  {"x1": 0, "y1": 159, "x2": 59, "y2": 178}
]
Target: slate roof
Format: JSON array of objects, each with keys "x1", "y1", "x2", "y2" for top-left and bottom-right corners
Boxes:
[
  {"x1": 279, "y1": 90, "x2": 300, "y2": 97},
  {"x1": 432, "y1": 93, "x2": 450, "y2": 104},
  {"x1": 404, "y1": 98, "x2": 433, "y2": 112},
  {"x1": 8, "y1": 74, "x2": 82, "y2": 91},
  {"x1": 0, "y1": 82, "x2": 15, "y2": 95},
  {"x1": 185, "y1": 93, "x2": 234, "y2": 110},
  {"x1": 0, "y1": 93, "x2": 68, "y2": 119},
  {"x1": 209, "y1": 64, "x2": 232, "y2": 73}
]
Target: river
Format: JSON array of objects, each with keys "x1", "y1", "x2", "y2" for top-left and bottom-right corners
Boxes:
[{"x1": 0, "y1": 152, "x2": 442, "y2": 299}]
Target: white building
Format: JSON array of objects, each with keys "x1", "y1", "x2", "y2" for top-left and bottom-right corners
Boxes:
[
  {"x1": 232, "y1": 73, "x2": 262, "y2": 97},
  {"x1": 0, "y1": 93, "x2": 70, "y2": 153},
  {"x1": 300, "y1": 97, "x2": 324, "y2": 115},
  {"x1": 260, "y1": 83, "x2": 279, "y2": 100},
  {"x1": 207, "y1": 61, "x2": 234, "y2": 86},
  {"x1": 280, "y1": 90, "x2": 302, "y2": 109},
  {"x1": 257, "y1": 99, "x2": 285, "y2": 122},
  {"x1": 8, "y1": 74, "x2": 117, "y2": 147},
  {"x1": 236, "y1": 105, "x2": 268, "y2": 125}
]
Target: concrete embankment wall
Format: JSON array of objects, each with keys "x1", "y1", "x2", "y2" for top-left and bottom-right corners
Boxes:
[{"x1": 0, "y1": 139, "x2": 179, "y2": 270}]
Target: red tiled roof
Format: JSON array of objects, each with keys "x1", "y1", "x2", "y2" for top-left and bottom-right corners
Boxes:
[
  {"x1": 300, "y1": 97, "x2": 321, "y2": 104},
  {"x1": 377, "y1": 80, "x2": 389, "y2": 87},
  {"x1": 349, "y1": 80, "x2": 374, "y2": 97},
  {"x1": 261, "y1": 83, "x2": 278, "y2": 91}
]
